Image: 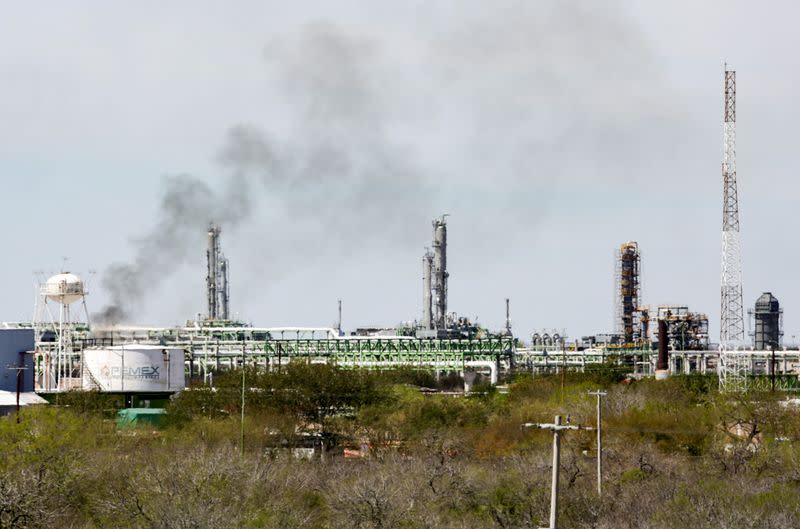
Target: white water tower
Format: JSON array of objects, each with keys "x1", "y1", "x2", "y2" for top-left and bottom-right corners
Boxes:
[
  {"x1": 45, "y1": 273, "x2": 85, "y2": 305},
  {"x1": 33, "y1": 271, "x2": 91, "y2": 392}
]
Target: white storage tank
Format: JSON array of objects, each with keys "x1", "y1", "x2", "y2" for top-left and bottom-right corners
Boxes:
[
  {"x1": 82, "y1": 345, "x2": 185, "y2": 392},
  {"x1": 45, "y1": 273, "x2": 85, "y2": 305}
]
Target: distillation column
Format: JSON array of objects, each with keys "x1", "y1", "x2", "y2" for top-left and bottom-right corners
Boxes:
[
  {"x1": 422, "y1": 250, "x2": 433, "y2": 330},
  {"x1": 219, "y1": 257, "x2": 229, "y2": 320},
  {"x1": 432, "y1": 216, "x2": 449, "y2": 329},
  {"x1": 616, "y1": 242, "x2": 640, "y2": 344},
  {"x1": 206, "y1": 223, "x2": 220, "y2": 319}
]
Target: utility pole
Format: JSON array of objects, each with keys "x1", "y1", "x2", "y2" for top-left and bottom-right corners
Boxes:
[
  {"x1": 587, "y1": 390, "x2": 607, "y2": 496},
  {"x1": 523, "y1": 415, "x2": 593, "y2": 529},
  {"x1": 560, "y1": 342, "x2": 566, "y2": 404},
  {"x1": 7, "y1": 363, "x2": 28, "y2": 424},
  {"x1": 771, "y1": 341, "x2": 776, "y2": 392},
  {"x1": 240, "y1": 340, "x2": 246, "y2": 458}
]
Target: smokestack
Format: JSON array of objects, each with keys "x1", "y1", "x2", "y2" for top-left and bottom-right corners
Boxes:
[
  {"x1": 206, "y1": 223, "x2": 220, "y2": 319},
  {"x1": 422, "y1": 249, "x2": 433, "y2": 330},
  {"x1": 219, "y1": 256, "x2": 229, "y2": 320},
  {"x1": 656, "y1": 318, "x2": 669, "y2": 379},
  {"x1": 337, "y1": 299, "x2": 342, "y2": 335},
  {"x1": 505, "y1": 298, "x2": 512, "y2": 335},
  {"x1": 432, "y1": 215, "x2": 449, "y2": 329}
]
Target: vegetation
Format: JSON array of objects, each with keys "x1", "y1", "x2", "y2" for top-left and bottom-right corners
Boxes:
[{"x1": 2, "y1": 366, "x2": 800, "y2": 528}]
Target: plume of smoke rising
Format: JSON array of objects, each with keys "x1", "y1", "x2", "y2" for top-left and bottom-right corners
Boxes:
[
  {"x1": 96, "y1": 175, "x2": 216, "y2": 322},
  {"x1": 96, "y1": 4, "x2": 683, "y2": 325},
  {"x1": 95, "y1": 23, "x2": 431, "y2": 323}
]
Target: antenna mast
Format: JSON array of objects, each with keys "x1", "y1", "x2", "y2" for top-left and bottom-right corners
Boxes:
[
  {"x1": 720, "y1": 67, "x2": 744, "y2": 347},
  {"x1": 719, "y1": 66, "x2": 747, "y2": 391}
]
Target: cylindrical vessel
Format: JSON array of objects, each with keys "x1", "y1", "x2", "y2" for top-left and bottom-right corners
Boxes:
[
  {"x1": 422, "y1": 251, "x2": 433, "y2": 329},
  {"x1": 219, "y1": 258, "x2": 229, "y2": 320},
  {"x1": 83, "y1": 346, "x2": 185, "y2": 392},
  {"x1": 657, "y1": 319, "x2": 669, "y2": 371},
  {"x1": 432, "y1": 218, "x2": 448, "y2": 328},
  {"x1": 754, "y1": 292, "x2": 780, "y2": 350},
  {"x1": 207, "y1": 224, "x2": 219, "y2": 319}
]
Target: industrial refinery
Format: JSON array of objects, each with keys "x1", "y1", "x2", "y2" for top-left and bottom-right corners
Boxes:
[
  {"x1": 1, "y1": 66, "x2": 798, "y2": 405},
  {"x1": 7, "y1": 5, "x2": 800, "y2": 527}
]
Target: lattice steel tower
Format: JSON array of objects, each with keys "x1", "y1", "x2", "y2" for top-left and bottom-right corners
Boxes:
[{"x1": 720, "y1": 67, "x2": 744, "y2": 348}]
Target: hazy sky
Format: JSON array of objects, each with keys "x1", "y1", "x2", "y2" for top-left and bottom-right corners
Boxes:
[{"x1": 2, "y1": 1, "x2": 799, "y2": 344}]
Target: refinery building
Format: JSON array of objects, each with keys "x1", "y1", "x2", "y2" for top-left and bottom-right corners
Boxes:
[{"x1": 2, "y1": 66, "x2": 799, "y2": 404}]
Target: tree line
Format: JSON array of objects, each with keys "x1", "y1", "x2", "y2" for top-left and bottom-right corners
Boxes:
[{"x1": 2, "y1": 366, "x2": 800, "y2": 528}]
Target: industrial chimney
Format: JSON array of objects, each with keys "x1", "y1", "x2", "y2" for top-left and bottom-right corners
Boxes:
[
  {"x1": 219, "y1": 256, "x2": 229, "y2": 320},
  {"x1": 505, "y1": 298, "x2": 512, "y2": 336},
  {"x1": 422, "y1": 249, "x2": 433, "y2": 330},
  {"x1": 206, "y1": 223, "x2": 221, "y2": 320},
  {"x1": 432, "y1": 215, "x2": 449, "y2": 330}
]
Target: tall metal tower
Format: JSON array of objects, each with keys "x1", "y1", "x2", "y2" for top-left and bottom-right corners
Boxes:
[
  {"x1": 206, "y1": 222, "x2": 230, "y2": 321},
  {"x1": 431, "y1": 215, "x2": 449, "y2": 330},
  {"x1": 421, "y1": 249, "x2": 433, "y2": 330},
  {"x1": 219, "y1": 256, "x2": 230, "y2": 320},
  {"x1": 207, "y1": 223, "x2": 221, "y2": 319},
  {"x1": 719, "y1": 66, "x2": 747, "y2": 391},
  {"x1": 615, "y1": 241, "x2": 641, "y2": 344},
  {"x1": 720, "y1": 67, "x2": 745, "y2": 347}
]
